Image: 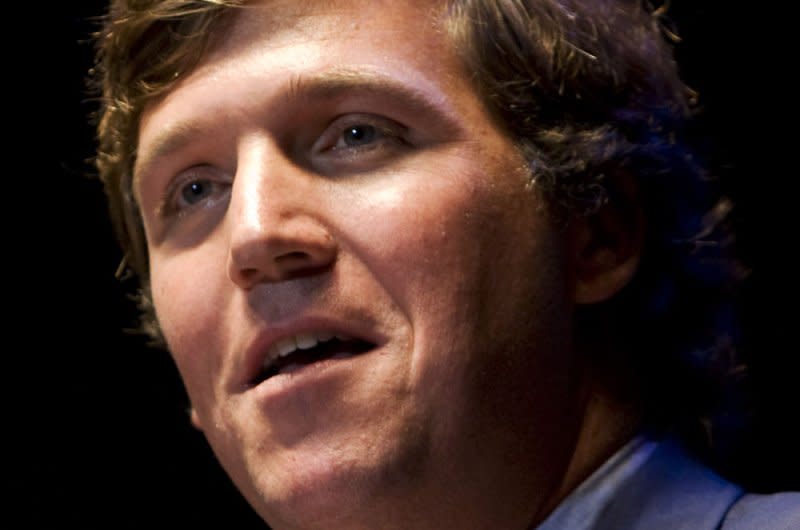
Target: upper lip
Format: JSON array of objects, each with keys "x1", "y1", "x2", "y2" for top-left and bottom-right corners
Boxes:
[{"x1": 235, "y1": 315, "x2": 384, "y2": 391}]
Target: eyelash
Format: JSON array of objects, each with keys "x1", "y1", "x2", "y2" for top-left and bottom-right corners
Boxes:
[
  {"x1": 314, "y1": 113, "x2": 408, "y2": 157},
  {"x1": 158, "y1": 168, "x2": 230, "y2": 219}
]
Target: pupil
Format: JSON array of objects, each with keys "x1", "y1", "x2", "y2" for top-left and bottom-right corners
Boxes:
[
  {"x1": 345, "y1": 125, "x2": 375, "y2": 146},
  {"x1": 182, "y1": 181, "x2": 208, "y2": 204}
]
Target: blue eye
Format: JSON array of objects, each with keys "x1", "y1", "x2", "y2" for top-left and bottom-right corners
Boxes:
[
  {"x1": 312, "y1": 114, "x2": 409, "y2": 170},
  {"x1": 155, "y1": 166, "x2": 230, "y2": 220},
  {"x1": 342, "y1": 125, "x2": 377, "y2": 147},
  {"x1": 180, "y1": 179, "x2": 215, "y2": 206}
]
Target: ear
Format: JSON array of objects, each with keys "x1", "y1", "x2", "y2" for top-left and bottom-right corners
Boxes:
[
  {"x1": 189, "y1": 407, "x2": 204, "y2": 431},
  {"x1": 569, "y1": 172, "x2": 645, "y2": 305}
]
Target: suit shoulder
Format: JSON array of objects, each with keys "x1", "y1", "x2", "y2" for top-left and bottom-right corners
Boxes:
[{"x1": 722, "y1": 491, "x2": 800, "y2": 530}]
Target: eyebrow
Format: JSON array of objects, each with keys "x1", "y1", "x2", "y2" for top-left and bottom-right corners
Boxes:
[
  {"x1": 287, "y1": 68, "x2": 453, "y2": 119},
  {"x1": 132, "y1": 69, "x2": 461, "y2": 200},
  {"x1": 133, "y1": 121, "x2": 210, "y2": 204}
]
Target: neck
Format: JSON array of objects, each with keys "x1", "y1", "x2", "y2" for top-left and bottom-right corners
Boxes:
[{"x1": 535, "y1": 381, "x2": 642, "y2": 525}]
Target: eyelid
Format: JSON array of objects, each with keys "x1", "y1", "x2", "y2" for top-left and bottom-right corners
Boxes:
[
  {"x1": 156, "y1": 166, "x2": 231, "y2": 219},
  {"x1": 313, "y1": 113, "x2": 408, "y2": 154}
]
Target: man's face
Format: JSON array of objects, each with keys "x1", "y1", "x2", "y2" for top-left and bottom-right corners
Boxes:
[{"x1": 135, "y1": 0, "x2": 584, "y2": 527}]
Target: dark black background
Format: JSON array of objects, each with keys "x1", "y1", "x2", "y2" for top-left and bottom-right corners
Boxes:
[{"x1": 13, "y1": 2, "x2": 797, "y2": 528}]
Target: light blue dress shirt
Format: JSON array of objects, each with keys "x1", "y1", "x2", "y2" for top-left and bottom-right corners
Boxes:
[{"x1": 536, "y1": 436, "x2": 659, "y2": 530}]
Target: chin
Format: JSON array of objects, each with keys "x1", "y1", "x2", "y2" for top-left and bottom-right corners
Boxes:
[{"x1": 244, "y1": 452, "x2": 398, "y2": 530}]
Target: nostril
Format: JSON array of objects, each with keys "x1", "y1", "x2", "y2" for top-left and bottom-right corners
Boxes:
[
  {"x1": 277, "y1": 251, "x2": 312, "y2": 262},
  {"x1": 274, "y1": 251, "x2": 315, "y2": 274},
  {"x1": 228, "y1": 223, "x2": 338, "y2": 286},
  {"x1": 279, "y1": 261, "x2": 335, "y2": 280},
  {"x1": 238, "y1": 267, "x2": 261, "y2": 283},
  {"x1": 230, "y1": 250, "x2": 335, "y2": 287}
]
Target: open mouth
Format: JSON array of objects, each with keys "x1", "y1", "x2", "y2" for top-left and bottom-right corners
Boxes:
[{"x1": 254, "y1": 334, "x2": 376, "y2": 385}]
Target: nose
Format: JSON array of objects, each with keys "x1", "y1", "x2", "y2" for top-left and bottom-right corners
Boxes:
[{"x1": 226, "y1": 148, "x2": 337, "y2": 289}]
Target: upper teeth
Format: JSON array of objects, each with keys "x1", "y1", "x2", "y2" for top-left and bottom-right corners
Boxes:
[{"x1": 264, "y1": 331, "x2": 351, "y2": 368}]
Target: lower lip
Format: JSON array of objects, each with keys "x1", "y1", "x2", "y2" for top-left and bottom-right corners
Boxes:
[{"x1": 251, "y1": 349, "x2": 375, "y2": 403}]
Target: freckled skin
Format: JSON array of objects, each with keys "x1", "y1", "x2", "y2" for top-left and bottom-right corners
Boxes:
[{"x1": 136, "y1": 1, "x2": 592, "y2": 529}]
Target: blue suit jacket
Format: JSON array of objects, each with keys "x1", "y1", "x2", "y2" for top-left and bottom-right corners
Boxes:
[{"x1": 592, "y1": 440, "x2": 799, "y2": 529}]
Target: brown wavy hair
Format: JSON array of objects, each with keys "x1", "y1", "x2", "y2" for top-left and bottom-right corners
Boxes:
[{"x1": 93, "y1": 0, "x2": 744, "y2": 444}]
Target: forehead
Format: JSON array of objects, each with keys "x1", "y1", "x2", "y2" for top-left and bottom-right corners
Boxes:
[
  {"x1": 215, "y1": 0, "x2": 447, "y2": 54},
  {"x1": 135, "y1": 0, "x2": 491, "y2": 190},
  {"x1": 197, "y1": 0, "x2": 456, "y2": 86}
]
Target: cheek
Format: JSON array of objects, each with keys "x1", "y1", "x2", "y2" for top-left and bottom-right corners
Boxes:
[
  {"x1": 339, "y1": 166, "x2": 491, "y2": 303},
  {"x1": 150, "y1": 249, "x2": 229, "y2": 408},
  {"x1": 343, "y1": 154, "x2": 557, "y2": 361}
]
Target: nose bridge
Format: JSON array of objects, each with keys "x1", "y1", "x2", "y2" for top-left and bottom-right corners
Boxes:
[
  {"x1": 230, "y1": 137, "x2": 296, "y2": 232},
  {"x1": 226, "y1": 136, "x2": 336, "y2": 288}
]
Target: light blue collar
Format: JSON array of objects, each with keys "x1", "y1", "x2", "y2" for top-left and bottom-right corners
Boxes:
[{"x1": 536, "y1": 436, "x2": 659, "y2": 530}]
